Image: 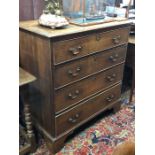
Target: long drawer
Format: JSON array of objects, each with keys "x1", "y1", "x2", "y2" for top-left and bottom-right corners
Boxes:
[
  {"x1": 54, "y1": 64, "x2": 124, "y2": 113},
  {"x1": 53, "y1": 27, "x2": 129, "y2": 64},
  {"x1": 54, "y1": 45, "x2": 127, "y2": 89},
  {"x1": 55, "y1": 83, "x2": 121, "y2": 136}
]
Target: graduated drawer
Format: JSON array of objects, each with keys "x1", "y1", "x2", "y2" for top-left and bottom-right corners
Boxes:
[
  {"x1": 53, "y1": 27, "x2": 129, "y2": 64},
  {"x1": 54, "y1": 45, "x2": 127, "y2": 89},
  {"x1": 54, "y1": 64, "x2": 124, "y2": 113},
  {"x1": 55, "y1": 83, "x2": 121, "y2": 136}
]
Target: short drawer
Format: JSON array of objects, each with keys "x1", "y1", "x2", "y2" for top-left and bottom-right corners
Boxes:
[
  {"x1": 54, "y1": 45, "x2": 127, "y2": 88},
  {"x1": 54, "y1": 64, "x2": 124, "y2": 113},
  {"x1": 55, "y1": 83, "x2": 121, "y2": 136},
  {"x1": 53, "y1": 27, "x2": 129, "y2": 64}
]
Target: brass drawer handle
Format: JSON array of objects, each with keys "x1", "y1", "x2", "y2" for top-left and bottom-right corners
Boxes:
[
  {"x1": 68, "y1": 66, "x2": 81, "y2": 77},
  {"x1": 109, "y1": 54, "x2": 119, "y2": 62},
  {"x1": 106, "y1": 94, "x2": 115, "y2": 102},
  {"x1": 68, "y1": 90, "x2": 80, "y2": 99},
  {"x1": 106, "y1": 74, "x2": 116, "y2": 82},
  {"x1": 69, "y1": 46, "x2": 83, "y2": 55},
  {"x1": 68, "y1": 114, "x2": 80, "y2": 123},
  {"x1": 112, "y1": 35, "x2": 121, "y2": 44}
]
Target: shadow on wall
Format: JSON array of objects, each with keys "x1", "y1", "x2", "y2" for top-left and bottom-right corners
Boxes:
[{"x1": 19, "y1": 0, "x2": 44, "y2": 21}]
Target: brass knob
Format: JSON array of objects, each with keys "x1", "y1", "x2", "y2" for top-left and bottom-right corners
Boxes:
[
  {"x1": 68, "y1": 67, "x2": 81, "y2": 77},
  {"x1": 106, "y1": 74, "x2": 116, "y2": 82},
  {"x1": 106, "y1": 94, "x2": 115, "y2": 102},
  {"x1": 69, "y1": 46, "x2": 82, "y2": 55},
  {"x1": 109, "y1": 54, "x2": 119, "y2": 62},
  {"x1": 68, "y1": 113, "x2": 80, "y2": 123},
  {"x1": 112, "y1": 35, "x2": 121, "y2": 44},
  {"x1": 68, "y1": 117, "x2": 77, "y2": 123},
  {"x1": 68, "y1": 90, "x2": 80, "y2": 99},
  {"x1": 75, "y1": 114, "x2": 79, "y2": 118}
]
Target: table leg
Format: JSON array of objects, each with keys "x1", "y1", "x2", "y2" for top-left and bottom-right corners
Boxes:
[{"x1": 24, "y1": 102, "x2": 36, "y2": 152}]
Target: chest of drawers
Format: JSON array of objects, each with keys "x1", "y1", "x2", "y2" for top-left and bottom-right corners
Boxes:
[{"x1": 19, "y1": 20, "x2": 130, "y2": 154}]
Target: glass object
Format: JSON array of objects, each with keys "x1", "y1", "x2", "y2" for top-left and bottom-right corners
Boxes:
[
  {"x1": 62, "y1": 0, "x2": 130, "y2": 26},
  {"x1": 62, "y1": 0, "x2": 118, "y2": 26}
]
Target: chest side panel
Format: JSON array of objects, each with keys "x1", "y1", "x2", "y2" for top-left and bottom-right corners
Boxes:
[{"x1": 20, "y1": 30, "x2": 55, "y2": 136}]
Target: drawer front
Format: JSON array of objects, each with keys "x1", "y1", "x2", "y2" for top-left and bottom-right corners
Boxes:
[
  {"x1": 55, "y1": 84, "x2": 121, "y2": 136},
  {"x1": 53, "y1": 27, "x2": 129, "y2": 64},
  {"x1": 54, "y1": 64, "x2": 124, "y2": 113},
  {"x1": 54, "y1": 45, "x2": 127, "y2": 88}
]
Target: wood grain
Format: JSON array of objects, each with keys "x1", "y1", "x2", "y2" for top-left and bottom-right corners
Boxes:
[
  {"x1": 53, "y1": 27, "x2": 129, "y2": 64},
  {"x1": 20, "y1": 30, "x2": 55, "y2": 136},
  {"x1": 54, "y1": 64, "x2": 124, "y2": 113},
  {"x1": 54, "y1": 45, "x2": 127, "y2": 88},
  {"x1": 19, "y1": 67, "x2": 36, "y2": 86},
  {"x1": 56, "y1": 84, "x2": 121, "y2": 136},
  {"x1": 19, "y1": 20, "x2": 132, "y2": 38}
]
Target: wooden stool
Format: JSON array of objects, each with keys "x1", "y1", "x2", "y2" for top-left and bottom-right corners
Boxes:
[{"x1": 19, "y1": 67, "x2": 37, "y2": 155}]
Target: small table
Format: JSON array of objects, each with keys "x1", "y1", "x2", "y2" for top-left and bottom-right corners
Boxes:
[{"x1": 19, "y1": 68, "x2": 37, "y2": 155}]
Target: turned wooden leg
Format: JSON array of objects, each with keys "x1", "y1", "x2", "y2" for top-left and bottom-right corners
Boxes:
[{"x1": 24, "y1": 103, "x2": 36, "y2": 152}]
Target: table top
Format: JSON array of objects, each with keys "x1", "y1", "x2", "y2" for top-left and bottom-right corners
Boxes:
[
  {"x1": 19, "y1": 68, "x2": 36, "y2": 87},
  {"x1": 128, "y1": 35, "x2": 135, "y2": 44},
  {"x1": 19, "y1": 19, "x2": 132, "y2": 38}
]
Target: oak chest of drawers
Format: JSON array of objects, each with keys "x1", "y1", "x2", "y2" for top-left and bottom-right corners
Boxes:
[{"x1": 19, "y1": 20, "x2": 130, "y2": 154}]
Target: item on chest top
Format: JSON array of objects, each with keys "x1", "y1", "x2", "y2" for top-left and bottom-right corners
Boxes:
[
  {"x1": 39, "y1": 0, "x2": 69, "y2": 29},
  {"x1": 62, "y1": 0, "x2": 120, "y2": 26},
  {"x1": 62, "y1": 0, "x2": 132, "y2": 26},
  {"x1": 39, "y1": 13, "x2": 69, "y2": 29}
]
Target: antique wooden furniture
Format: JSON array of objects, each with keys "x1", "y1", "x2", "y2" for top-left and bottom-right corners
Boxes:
[
  {"x1": 19, "y1": 20, "x2": 131, "y2": 154},
  {"x1": 19, "y1": 67, "x2": 37, "y2": 155}
]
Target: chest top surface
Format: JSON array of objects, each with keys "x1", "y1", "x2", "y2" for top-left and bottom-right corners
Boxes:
[{"x1": 19, "y1": 20, "x2": 132, "y2": 38}]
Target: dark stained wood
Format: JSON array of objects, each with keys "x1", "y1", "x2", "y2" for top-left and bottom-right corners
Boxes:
[
  {"x1": 53, "y1": 27, "x2": 130, "y2": 64},
  {"x1": 19, "y1": 0, "x2": 45, "y2": 21},
  {"x1": 56, "y1": 84, "x2": 121, "y2": 135},
  {"x1": 19, "y1": 68, "x2": 37, "y2": 154},
  {"x1": 19, "y1": 31, "x2": 55, "y2": 136},
  {"x1": 19, "y1": 0, "x2": 34, "y2": 21},
  {"x1": 19, "y1": 144, "x2": 31, "y2": 155},
  {"x1": 44, "y1": 133, "x2": 70, "y2": 154},
  {"x1": 55, "y1": 64, "x2": 124, "y2": 113},
  {"x1": 54, "y1": 45, "x2": 127, "y2": 88},
  {"x1": 113, "y1": 100, "x2": 122, "y2": 113},
  {"x1": 126, "y1": 40, "x2": 135, "y2": 70},
  {"x1": 127, "y1": 35, "x2": 135, "y2": 102},
  {"x1": 36, "y1": 100, "x2": 122, "y2": 154},
  {"x1": 19, "y1": 20, "x2": 130, "y2": 154}
]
